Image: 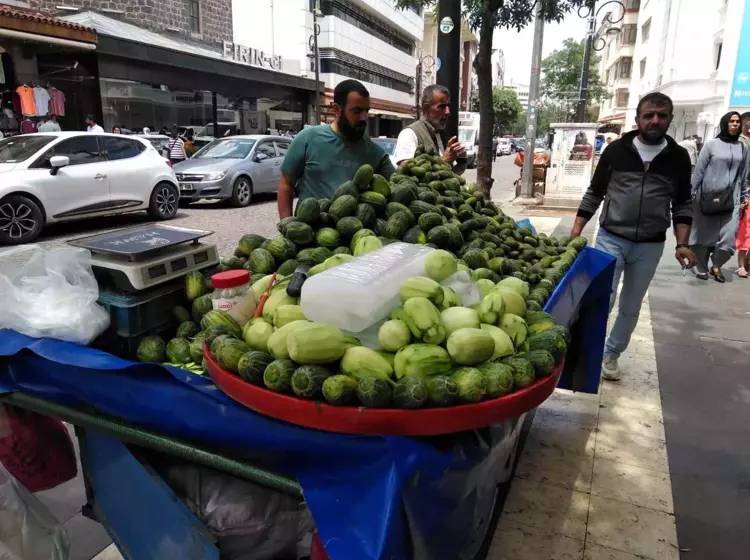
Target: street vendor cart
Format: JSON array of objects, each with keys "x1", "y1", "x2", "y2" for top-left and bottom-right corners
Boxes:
[{"x1": 0, "y1": 234, "x2": 614, "y2": 560}]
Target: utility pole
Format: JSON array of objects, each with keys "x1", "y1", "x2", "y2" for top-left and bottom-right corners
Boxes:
[
  {"x1": 436, "y1": 0, "x2": 461, "y2": 139},
  {"x1": 520, "y1": 0, "x2": 545, "y2": 200},
  {"x1": 576, "y1": 0, "x2": 596, "y2": 122},
  {"x1": 312, "y1": 0, "x2": 322, "y2": 124}
]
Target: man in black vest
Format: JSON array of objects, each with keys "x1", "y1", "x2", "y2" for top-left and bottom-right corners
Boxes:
[{"x1": 394, "y1": 84, "x2": 467, "y2": 174}]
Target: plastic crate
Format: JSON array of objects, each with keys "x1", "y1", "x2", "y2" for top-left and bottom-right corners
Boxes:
[
  {"x1": 98, "y1": 282, "x2": 185, "y2": 339},
  {"x1": 92, "y1": 323, "x2": 175, "y2": 360}
]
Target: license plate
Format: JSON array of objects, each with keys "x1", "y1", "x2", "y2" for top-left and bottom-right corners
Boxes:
[{"x1": 180, "y1": 183, "x2": 194, "y2": 192}]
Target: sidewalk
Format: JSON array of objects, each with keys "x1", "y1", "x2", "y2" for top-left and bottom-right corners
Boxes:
[{"x1": 488, "y1": 213, "x2": 750, "y2": 560}]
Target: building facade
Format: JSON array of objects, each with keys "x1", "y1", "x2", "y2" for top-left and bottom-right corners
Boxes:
[
  {"x1": 0, "y1": 0, "x2": 317, "y2": 137},
  {"x1": 419, "y1": 10, "x2": 478, "y2": 113},
  {"x1": 234, "y1": 0, "x2": 422, "y2": 137},
  {"x1": 597, "y1": 0, "x2": 749, "y2": 140}
]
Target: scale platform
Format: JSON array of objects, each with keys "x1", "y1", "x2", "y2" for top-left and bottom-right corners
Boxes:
[{"x1": 69, "y1": 224, "x2": 219, "y2": 291}]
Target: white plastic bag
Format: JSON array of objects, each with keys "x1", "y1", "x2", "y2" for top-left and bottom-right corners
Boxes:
[
  {"x1": 0, "y1": 465, "x2": 69, "y2": 560},
  {"x1": 0, "y1": 246, "x2": 109, "y2": 345}
]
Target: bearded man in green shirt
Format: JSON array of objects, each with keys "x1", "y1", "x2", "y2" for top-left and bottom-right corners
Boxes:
[{"x1": 277, "y1": 79, "x2": 395, "y2": 218}]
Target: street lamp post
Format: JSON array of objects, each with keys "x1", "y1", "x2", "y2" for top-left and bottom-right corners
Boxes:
[
  {"x1": 415, "y1": 54, "x2": 435, "y2": 119},
  {"x1": 575, "y1": 0, "x2": 625, "y2": 122},
  {"x1": 309, "y1": 1, "x2": 322, "y2": 124}
]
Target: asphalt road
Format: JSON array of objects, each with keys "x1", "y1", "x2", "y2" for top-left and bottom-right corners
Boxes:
[{"x1": 12, "y1": 155, "x2": 520, "y2": 258}]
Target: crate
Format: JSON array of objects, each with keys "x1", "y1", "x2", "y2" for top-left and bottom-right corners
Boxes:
[
  {"x1": 92, "y1": 323, "x2": 175, "y2": 360},
  {"x1": 97, "y1": 281, "x2": 185, "y2": 339}
]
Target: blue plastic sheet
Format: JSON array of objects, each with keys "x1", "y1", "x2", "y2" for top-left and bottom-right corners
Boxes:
[{"x1": 0, "y1": 247, "x2": 614, "y2": 560}]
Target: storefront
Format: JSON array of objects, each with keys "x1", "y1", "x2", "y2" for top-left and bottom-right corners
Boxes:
[{"x1": 0, "y1": 5, "x2": 98, "y2": 136}]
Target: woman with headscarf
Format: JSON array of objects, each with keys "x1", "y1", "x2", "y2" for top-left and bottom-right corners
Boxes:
[{"x1": 690, "y1": 111, "x2": 750, "y2": 282}]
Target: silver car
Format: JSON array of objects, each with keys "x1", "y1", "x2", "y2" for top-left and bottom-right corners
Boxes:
[{"x1": 173, "y1": 135, "x2": 290, "y2": 206}]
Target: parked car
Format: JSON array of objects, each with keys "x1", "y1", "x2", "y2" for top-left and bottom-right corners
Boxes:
[
  {"x1": 0, "y1": 132, "x2": 178, "y2": 245},
  {"x1": 496, "y1": 138, "x2": 512, "y2": 156},
  {"x1": 136, "y1": 134, "x2": 171, "y2": 159},
  {"x1": 173, "y1": 135, "x2": 290, "y2": 206},
  {"x1": 371, "y1": 136, "x2": 398, "y2": 167}
]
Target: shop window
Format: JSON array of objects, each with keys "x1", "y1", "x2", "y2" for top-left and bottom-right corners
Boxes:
[
  {"x1": 641, "y1": 18, "x2": 651, "y2": 42},
  {"x1": 188, "y1": 0, "x2": 201, "y2": 33},
  {"x1": 103, "y1": 137, "x2": 145, "y2": 161}
]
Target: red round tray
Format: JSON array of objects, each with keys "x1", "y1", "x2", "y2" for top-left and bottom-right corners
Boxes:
[{"x1": 205, "y1": 348, "x2": 562, "y2": 436}]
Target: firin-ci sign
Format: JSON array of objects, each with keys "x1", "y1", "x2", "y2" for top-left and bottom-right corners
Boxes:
[{"x1": 222, "y1": 41, "x2": 282, "y2": 71}]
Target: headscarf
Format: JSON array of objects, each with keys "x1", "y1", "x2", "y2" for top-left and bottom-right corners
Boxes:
[{"x1": 717, "y1": 111, "x2": 741, "y2": 142}]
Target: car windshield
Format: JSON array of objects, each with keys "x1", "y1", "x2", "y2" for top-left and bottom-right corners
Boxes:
[
  {"x1": 372, "y1": 138, "x2": 396, "y2": 155},
  {"x1": 194, "y1": 138, "x2": 256, "y2": 159},
  {"x1": 458, "y1": 128, "x2": 475, "y2": 143},
  {"x1": 0, "y1": 135, "x2": 55, "y2": 163}
]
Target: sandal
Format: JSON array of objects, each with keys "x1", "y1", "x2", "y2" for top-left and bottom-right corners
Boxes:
[
  {"x1": 696, "y1": 272, "x2": 709, "y2": 280},
  {"x1": 737, "y1": 267, "x2": 749, "y2": 278},
  {"x1": 710, "y1": 266, "x2": 726, "y2": 283}
]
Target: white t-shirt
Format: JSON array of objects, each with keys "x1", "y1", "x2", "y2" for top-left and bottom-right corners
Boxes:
[
  {"x1": 87, "y1": 124, "x2": 104, "y2": 133},
  {"x1": 393, "y1": 127, "x2": 445, "y2": 165},
  {"x1": 33, "y1": 87, "x2": 50, "y2": 117},
  {"x1": 633, "y1": 136, "x2": 667, "y2": 169}
]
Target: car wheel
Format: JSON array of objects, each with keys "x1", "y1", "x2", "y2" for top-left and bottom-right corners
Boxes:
[
  {"x1": 231, "y1": 176, "x2": 253, "y2": 207},
  {"x1": 0, "y1": 195, "x2": 44, "y2": 245},
  {"x1": 148, "y1": 182, "x2": 179, "y2": 220}
]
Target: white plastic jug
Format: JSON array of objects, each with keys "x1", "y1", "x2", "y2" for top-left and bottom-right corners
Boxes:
[{"x1": 300, "y1": 242, "x2": 435, "y2": 333}]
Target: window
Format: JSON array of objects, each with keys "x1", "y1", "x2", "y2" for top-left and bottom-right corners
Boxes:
[
  {"x1": 35, "y1": 136, "x2": 102, "y2": 167},
  {"x1": 621, "y1": 24, "x2": 637, "y2": 45},
  {"x1": 255, "y1": 142, "x2": 276, "y2": 159},
  {"x1": 320, "y1": 49, "x2": 413, "y2": 93},
  {"x1": 640, "y1": 58, "x2": 647, "y2": 78},
  {"x1": 617, "y1": 57, "x2": 633, "y2": 79},
  {"x1": 274, "y1": 141, "x2": 290, "y2": 157},
  {"x1": 102, "y1": 137, "x2": 145, "y2": 161},
  {"x1": 319, "y1": 0, "x2": 415, "y2": 55},
  {"x1": 715, "y1": 41, "x2": 723, "y2": 70},
  {"x1": 188, "y1": 0, "x2": 201, "y2": 33},
  {"x1": 616, "y1": 89, "x2": 630, "y2": 107},
  {"x1": 641, "y1": 18, "x2": 651, "y2": 42},
  {"x1": 194, "y1": 138, "x2": 256, "y2": 159},
  {"x1": 625, "y1": 0, "x2": 640, "y2": 10},
  {"x1": 0, "y1": 135, "x2": 54, "y2": 163}
]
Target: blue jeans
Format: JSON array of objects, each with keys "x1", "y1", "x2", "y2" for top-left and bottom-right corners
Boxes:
[{"x1": 595, "y1": 228, "x2": 665, "y2": 358}]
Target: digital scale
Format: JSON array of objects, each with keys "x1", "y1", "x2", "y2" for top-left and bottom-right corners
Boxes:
[{"x1": 68, "y1": 224, "x2": 219, "y2": 291}]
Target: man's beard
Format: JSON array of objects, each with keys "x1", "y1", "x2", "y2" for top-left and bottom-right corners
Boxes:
[
  {"x1": 338, "y1": 116, "x2": 367, "y2": 141},
  {"x1": 427, "y1": 116, "x2": 447, "y2": 131}
]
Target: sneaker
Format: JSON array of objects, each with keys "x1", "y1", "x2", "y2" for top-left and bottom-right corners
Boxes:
[{"x1": 601, "y1": 355, "x2": 621, "y2": 381}]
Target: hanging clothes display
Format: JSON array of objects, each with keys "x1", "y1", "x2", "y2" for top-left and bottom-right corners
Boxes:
[
  {"x1": 48, "y1": 87, "x2": 65, "y2": 117},
  {"x1": 33, "y1": 86, "x2": 50, "y2": 117},
  {"x1": 20, "y1": 119, "x2": 37, "y2": 134},
  {"x1": 15, "y1": 85, "x2": 36, "y2": 117}
]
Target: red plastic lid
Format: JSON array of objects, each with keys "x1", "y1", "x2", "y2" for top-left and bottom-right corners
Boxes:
[{"x1": 211, "y1": 269, "x2": 250, "y2": 289}]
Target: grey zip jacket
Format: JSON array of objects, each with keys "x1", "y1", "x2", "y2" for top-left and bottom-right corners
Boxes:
[{"x1": 576, "y1": 130, "x2": 693, "y2": 242}]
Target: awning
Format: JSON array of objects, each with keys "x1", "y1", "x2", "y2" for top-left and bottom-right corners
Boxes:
[
  {"x1": 0, "y1": 5, "x2": 96, "y2": 47},
  {"x1": 599, "y1": 112, "x2": 626, "y2": 124},
  {"x1": 370, "y1": 108, "x2": 414, "y2": 120}
]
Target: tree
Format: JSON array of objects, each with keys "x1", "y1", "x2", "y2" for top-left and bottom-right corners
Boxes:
[
  {"x1": 397, "y1": 0, "x2": 589, "y2": 197},
  {"x1": 471, "y1": 87, "x2": 523, "y2": 135},
  {"x1": 541, "y1": 37, "x2": 608, "y2": 120}
]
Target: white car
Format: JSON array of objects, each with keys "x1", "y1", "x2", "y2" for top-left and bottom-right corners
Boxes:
[
  {"x1": 496, "y1": 138, "x2": 512, "y2": 156},
  {"x1": 0, "y1": 132, "x2": 179, "y2": 244}
]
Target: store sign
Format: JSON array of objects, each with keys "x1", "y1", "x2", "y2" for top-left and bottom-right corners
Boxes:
[
  {"x1": 730, "y1": 2, "x2": 750, "y2": 106},
  {"x1": 439, "y1": 17, "x2": 454, "y2": 34},
  {"x1": 222, "y1": 41, "x2": 282, "y2": 71}
]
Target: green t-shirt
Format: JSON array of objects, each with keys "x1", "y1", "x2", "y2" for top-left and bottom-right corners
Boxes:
[{"x1": 281, "y1": 125, "x2": 395, "y2": 200}]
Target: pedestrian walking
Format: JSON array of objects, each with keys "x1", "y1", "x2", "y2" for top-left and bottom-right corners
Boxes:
[
  {"x1": 678, "y1": 135, "x2": 699, "y2": 170},
  {"x1": 690, "y1": 111, "x2": 749, "y2": 282},
  {"x1": 735, "y1": 113, "x2": 750, "y2": 277},
  {"x1": 168, "y1": 128, "x2": 187, "y2": 165},
  {"x1": 85, "y1": 114, "x2": 103, "y2": 133},
  {"x1": 570, "y1": 92, "x2": 695, "y2": 381}
]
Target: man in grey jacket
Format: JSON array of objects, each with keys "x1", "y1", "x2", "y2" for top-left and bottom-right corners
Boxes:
[{"x1": 570, "y1": 92, "x2": 696, "y2": 380}]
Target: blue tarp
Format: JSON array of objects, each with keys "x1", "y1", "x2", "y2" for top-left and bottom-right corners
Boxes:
[{"x1": 0, "y1": 247, "x2": 614, "y2": 560}]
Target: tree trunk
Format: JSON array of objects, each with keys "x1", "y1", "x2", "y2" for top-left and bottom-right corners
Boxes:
[{"x1": 475, "y1": 0, "x2": 499, "y2": 199}]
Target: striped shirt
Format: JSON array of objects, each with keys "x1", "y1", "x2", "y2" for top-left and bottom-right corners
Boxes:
[{"x1": 168, "y1": 137, "x2": 187, "y2": 161}]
